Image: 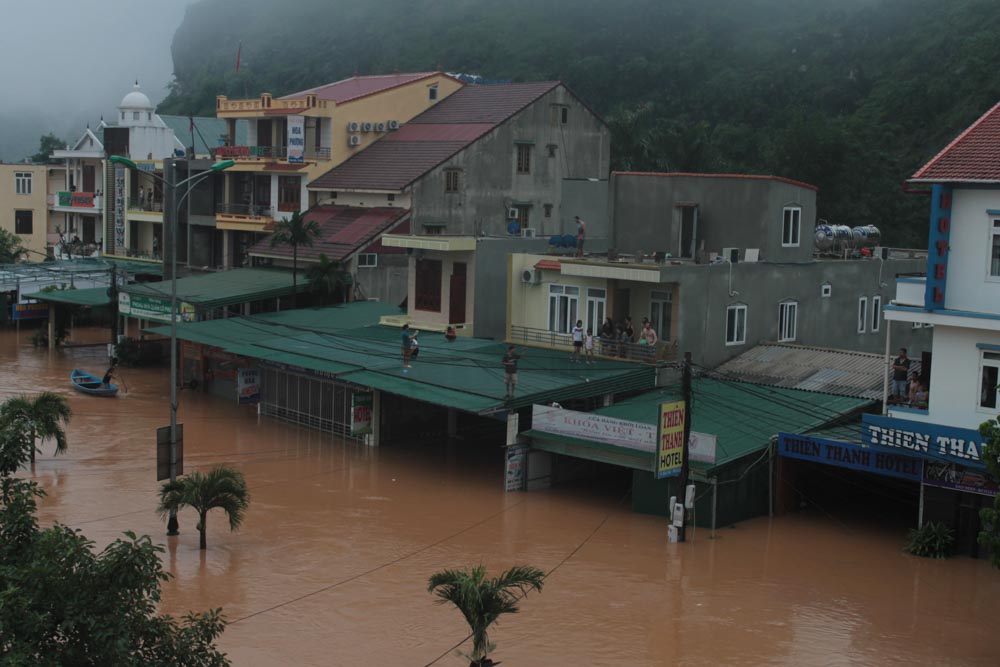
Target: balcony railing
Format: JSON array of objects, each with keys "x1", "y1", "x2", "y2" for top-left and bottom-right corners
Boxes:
[
  {"x1": 217, "y1": 145, "x2": 287, "y2": 160},
  {"x1": 128, "y1": 198, "x2": 163, "y2": 213},
  {"x1": 216, "y1": 202, "x2": 274, "y2": 218},
  {"x1": 48, "y1": 192, "x2": 101, "y2": 209},
  {"x1": 508, "y1": 325, "x2": 676, "y2": 363}
]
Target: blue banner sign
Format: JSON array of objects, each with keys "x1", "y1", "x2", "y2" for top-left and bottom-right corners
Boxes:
[
  {"x1": 862, "y1": 414, "x2": 986, "y2": 470},
  {"x1": 777, "y1": 433, "x2": 923, "y2": 482}
]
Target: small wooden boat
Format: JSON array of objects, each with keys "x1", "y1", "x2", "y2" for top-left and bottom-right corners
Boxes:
[{"x1": 70, "y1": 369, "x2": 119, "y2": 397}]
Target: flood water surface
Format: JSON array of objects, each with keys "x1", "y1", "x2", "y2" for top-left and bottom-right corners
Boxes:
[{"x1": 4, "y1": 328, "x2": 999, "y2": 666}]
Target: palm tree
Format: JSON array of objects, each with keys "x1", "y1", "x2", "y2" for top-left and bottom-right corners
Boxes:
[
  {"x1": 269, "y1": 211, "x2": 320, "y2": 307},
  {"x1": 157, "y1": 466, "x2": 250, "y2": 550},
  {"x1": 306, "y1": 253, "x2": 350, "y2": 305},
  {"x1": 0, "y1": 392, "x2": 71, "y2": 465},
  {"x1": 428, "y1": 564, "x2": 545, "y2": 666}
]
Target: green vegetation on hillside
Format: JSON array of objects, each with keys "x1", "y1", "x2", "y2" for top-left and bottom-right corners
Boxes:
[{"x1": 160, "y1": 0, "x2": 1000, "y2": 246}]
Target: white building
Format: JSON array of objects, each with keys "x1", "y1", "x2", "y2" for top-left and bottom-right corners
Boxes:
[{"x1": 869, "y1": 101, "x2": 1000, "y2": 554}]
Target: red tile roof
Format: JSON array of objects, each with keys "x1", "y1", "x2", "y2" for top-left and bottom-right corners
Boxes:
[
  {"x1": 248, "y1": 206, "x2": 409, "y2": 263},
  {"x1": 911, "y1": 101, "x2": 1000, "y2": 183},
  {"x1": 534, "y1": 259, "x2": 561, "y2": 271},
  {"x1": 613, "y1": 171, "x2": 819, "y2": 192},
  {"x1": 280, "y1": 72, "x2": 453, "y2": 105},
  {"x1": 309, "y1": 82, "x2": 562, "y2": 192}
]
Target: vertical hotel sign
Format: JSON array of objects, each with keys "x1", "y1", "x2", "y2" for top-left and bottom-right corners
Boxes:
[
  {"x1": 924, "y1": 184, "x2": 952, "y2": 310},
  {"x1": 287, "y1": 115, "x2": 305, "y2": 163},
  {"x1": 113, "y1": 166, "x2": 126, "y2": 253},
  {"x1": 656, "y1": 401, "x2": 685, "y2": 478}
]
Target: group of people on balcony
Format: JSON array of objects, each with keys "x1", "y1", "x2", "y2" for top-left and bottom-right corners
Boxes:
[
  {"x1": 135, "y1": 186, "x2": 159, "y2": 211},
  {"x1": 890, "y1": 347, "x2": 929, "y2": 409},
  {"x1": 589, "y1": 315, "x2": 661, "y2": 361}
]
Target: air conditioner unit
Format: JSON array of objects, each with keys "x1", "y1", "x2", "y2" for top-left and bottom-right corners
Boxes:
[
  {"x1": 361, "y1": 122, "x2": 373, "y2": 133},
  {"x1": 521, "y1": 228, "x2": 536, "y2": 238},
  {"x1": 347, "y1": 121, "x2": 360, "y2": 132},
  {"x1": 507, "y1": 207, "x2": 519, "y2": 219},
  {"x1": 375, "y1": 121, "x2": 387, "y2": 132},
  {"x1": 388, "y1": 119, "x2": 400, "y2": 130},
  {"x1": 348, "y1": 135, "x2": 361, "y2": 147},
  {"x1": 721, "y1": 247, "x2": 739, "y2": 263},
  {"x1": 521, "y1": 268, "x2": 540, "y2": 284}
]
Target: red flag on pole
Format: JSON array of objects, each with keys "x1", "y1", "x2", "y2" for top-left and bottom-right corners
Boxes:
[{"x1": 235, "y1": 41, "x2": 242, "y2": 73}]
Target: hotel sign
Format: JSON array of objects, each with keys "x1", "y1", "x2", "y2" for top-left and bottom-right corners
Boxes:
[
  {"x1": 114, "y1": 167, "x2": 126, "y2": 252},
  {"x1": 862, "y1": 414, "x2": 986, "y2": 470},
  {"x1": 924, "y1": 184, "x2": 952, "y2": 310},
  {"x1": 656, "y1": 401, "x2": 685, "y2": 479},
  {"x1": 778, "y1": 433, "x2": 922, "y2": 482}
]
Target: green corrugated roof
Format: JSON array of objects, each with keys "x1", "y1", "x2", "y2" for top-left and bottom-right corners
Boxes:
[
  {"x1": 23, "y1": 286, "x2": 111, "y2": 307},
  {"x1": 124, "y1": 268, "x2": 302, "y2": 309},
  {"x1": 595, "y1": 378, "x2": 872, "y2": 470},
  {"x1": 147, "y1": 304, "x2": 656, "y2": 414}
]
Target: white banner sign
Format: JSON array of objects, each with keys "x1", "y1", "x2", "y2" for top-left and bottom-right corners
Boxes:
[
  {"x1": 287, "y1": 115, "x2": 305, "y2": 163},
  {"x1": 532, "y1": 404, "x2": 656, "y2": 452},
  {"x1": 689, "y1": 431, "x2": 717, "y2": 465}
]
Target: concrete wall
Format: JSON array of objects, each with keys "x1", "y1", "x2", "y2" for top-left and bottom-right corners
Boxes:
[
  {"x1": 507, "y1": 252, "x2": 932, "y2": 367},
  {"x1": 356, "y1": 253, "x2": 408, "y2": 307},
  {"x1": 409, "y1": 85, "x2": 610, "y2": 238},
  {"x1": 314, "y1": 191, "x2": 411, "y2": 209},
  {"x1": 561, "y1": 178, "x2": 609, "y2": 239},
  {"x1": 943, "y1": 187, "x2": 1000, "y2": 314},
  {"x1": 0, "y1": 164, "x2": 48, "y2": 258},
  {"x1": 610, "y1": 173, "x2": 817, "y2": 263}
]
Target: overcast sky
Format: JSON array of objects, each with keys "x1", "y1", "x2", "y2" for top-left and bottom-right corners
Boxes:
[{"x1": 0, "y1": 0, "x2": 196, "y2": 158}]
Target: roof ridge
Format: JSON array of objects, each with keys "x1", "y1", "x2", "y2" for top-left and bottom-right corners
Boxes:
[
  {"x1": 912, "y1": 99, "x2": 1000, "y2": 180},
  {"x1": 613, "y1": 171, "x2": 819, "y2": 192}
]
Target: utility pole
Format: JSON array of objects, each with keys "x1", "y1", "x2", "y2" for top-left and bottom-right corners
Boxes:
[{"x1": 678, "y1": 351, "x2": 693, "y2": 542}]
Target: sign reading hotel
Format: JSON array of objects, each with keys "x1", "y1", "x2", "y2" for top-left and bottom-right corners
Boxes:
[
  {"x1": 924, "y1": 184, "x2": 952, "y2": 310},
  {"x1": 777, "y1": 433, "x2": 922, "y2": 482},
  {"x1": 287, "y1": 115, "x2": 305, "y2": 163},
  {"x1": 531, "y1": 404, "x2": 656, "y2": 452},
  {"x1": 656, "y1": 401, "x2": 685, "y2": 479},
  {"x1": 863, "y1": 414, "x2": 987, "y2": 470}
]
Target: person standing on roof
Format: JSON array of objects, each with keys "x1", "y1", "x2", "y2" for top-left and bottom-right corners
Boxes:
[
  {"x1": 503, "y1": 345, "x2": 524, "y2": 400},
  {"x1": 571, "y1": 319, "x2": 584, "y2": 362},
  {"x1": 401, "y1": 324, "x2": 419, "y2": 369},
  {"x1": 575, "y1": 216, "x2": 586, "y2": 258}
]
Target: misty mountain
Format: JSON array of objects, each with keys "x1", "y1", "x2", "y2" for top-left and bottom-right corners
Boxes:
[{"x1": 160, "y1": 0, "x2": 1000, "y2": 245}]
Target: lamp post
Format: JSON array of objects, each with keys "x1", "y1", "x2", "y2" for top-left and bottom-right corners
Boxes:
[{"x1": 109, "y1": 155, "x2": 234, "y2": 535}]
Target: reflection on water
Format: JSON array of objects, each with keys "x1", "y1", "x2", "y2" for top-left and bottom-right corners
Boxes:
[{"x1": 4, "y1": 327, "x2": 999, "y2": 666}]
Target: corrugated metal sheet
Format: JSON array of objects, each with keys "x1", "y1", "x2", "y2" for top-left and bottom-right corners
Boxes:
[
  {"x1": 410, "y1": 82, "x2": 559, "y2": 124},
  {"x1": 124, "y1": 268, "x2": 301, "y2": 309},
  {"x1": 249, "y1": 206, "x2": 409, "y2": 262},
  {"x1": 309, "y1": 142, "x2": 467, "y2": 191},
  {"x1": 281, "y1": 72, "x2": 441, "y2": 103},
  {"x1": 713, "y1": 343, "x2": 906, "y2": 399},
  {"x1": 386, "y1": 123, "x2": 495, "y2": 142}
]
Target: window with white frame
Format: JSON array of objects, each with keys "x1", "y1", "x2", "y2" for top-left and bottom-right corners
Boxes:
[
  {"x1": 990, "y1": 219, "x2": 1000, "y2": 279},
  {"x1": 857, "y1": 297, "x2": 868, "y2": 333},
  {"x1": 782, "y1": 206, "x2": 801, "y2": 247},
  {"x1": 548, "y1": 284, "x2": 579, "y2": 334},
  {"x1": 871, "y1": 295, "x2": 881, "y2": 332},
  {"x1": 14, "y1": 172, "x2": 31, "y2": 195},
  {"x1": 358, "y1": 253, "x2": 377, "y2": 268},
  {"x1": 979, "y1": 351, "x2": 1000, "y2": 410},
  {"x1": 778, "y1": 300, "x2": 797, "y2": 342},
  {"x1": 821, "y1": 283, "x2": 832, "y2": 298},
  {"x1": 726, "y1": 304, "x2": 747, "y2": 346},
  {"x1": 585, "y1": 288, "x2": 606, "y2": 333},
  {"x1": 650, "y1": 290, "x2": 673, "y2": 341}
]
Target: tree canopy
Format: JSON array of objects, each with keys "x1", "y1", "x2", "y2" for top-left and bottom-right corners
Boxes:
[{"x1": 31, "y1": 133, "x2": 64, "y2": 165}]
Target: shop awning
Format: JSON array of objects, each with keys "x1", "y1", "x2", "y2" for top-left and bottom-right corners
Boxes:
[
  {"x1": 123, "y1": 268, "x2": 302, "y2": 310},
  {"x1": 22, "y1": 286, "x2": 111, "y2": 308}
]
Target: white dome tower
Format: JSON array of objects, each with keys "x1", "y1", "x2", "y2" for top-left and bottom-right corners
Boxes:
[{"x1": 118, "y1": 80, "x2": 155, "y2": 127}]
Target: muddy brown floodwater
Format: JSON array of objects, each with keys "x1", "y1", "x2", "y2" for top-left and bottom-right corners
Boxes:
[{"x1": 5, "y1": 326, "x2": 1000, "y2": 665}]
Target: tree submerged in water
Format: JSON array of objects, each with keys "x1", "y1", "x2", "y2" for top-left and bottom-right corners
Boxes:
[
  {"x1": 428, "y1": 563, "x2": 546, "y2": 666},
  {"x1": 157, "y1": 466, "x2": 250, "y2": 550}
]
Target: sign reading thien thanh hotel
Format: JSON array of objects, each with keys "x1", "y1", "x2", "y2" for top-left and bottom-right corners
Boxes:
[
  {"x1": 862, "y1": 414, "x2": 987, "y2": 470},
  {"x1": 656, "y1": 401, "x2": 685, "y2": 478}
]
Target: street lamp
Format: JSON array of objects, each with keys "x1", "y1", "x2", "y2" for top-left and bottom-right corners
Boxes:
[{"x1": 109, "y1": 154, "x2": 234, "y2": 535}]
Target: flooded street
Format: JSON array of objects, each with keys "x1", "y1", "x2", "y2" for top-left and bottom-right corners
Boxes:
[{"x1": 5, "y1": 326, "x2": 1000, "y2": 666}]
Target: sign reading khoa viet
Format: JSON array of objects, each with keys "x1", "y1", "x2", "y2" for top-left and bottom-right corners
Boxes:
[
  {"x1": 531, "y1": 404, "x2": 655, "y2": 452},
  {"x1": 656, "y1": 401, "x2": 685, "y2": 479}
]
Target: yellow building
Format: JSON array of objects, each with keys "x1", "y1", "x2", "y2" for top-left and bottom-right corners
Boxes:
[
  {"x1": 213, "y1": 72, "x2": 463, "y2": 250},
  {"x1": 0, "y1": 164, "x2": 49, "y2": 260}
]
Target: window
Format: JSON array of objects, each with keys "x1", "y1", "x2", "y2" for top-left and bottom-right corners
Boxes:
[
  {"x1": 726, "y1": 304, "x2": 747, "y2": 346},
  {"x1": 387, "y1": 193, "x2": 395, "y2": 202},
  {"x1": 358, "y1": 253, "x2": 377, "y2": 268},
  {"x1": 544, "y1": 204, "x2": 553, "y2": 218},
  {"x1": 585, "y1": 288, "x2": 606, "y2": 332},
  {"x1": 147, "y1": 112, "x2": 152, "y2": 121},
  {"x1": 14, "y1": 210, "x2": 32, "y2": 235},
  {"x1": 778, "y1": 300, "x2": 797, "y2": 342},
  {"x1": 429, "y1": 86, "x2": 438, "y2": 101},
  {"x1": 516, "y1": 144, "x2": 532, "y2": 174},
  {"x1": 14, "y1": 172, "x2": 32, "y2": 195},
  {"x1": 132, "y1": 111, "x2": 140, "y2": 121},
  {"x1": 415, "y1": 259, "x2": 442, "y2": 311},
  {"x1": 548, "y1": 284, "x2": 579, "y2": 333},
  {"x1": 979, "y1": 352, "x2": 1000, "y2": 410},
  {"x1": 445, "y1": 170, "x2": 461, "y2": 193},
  {"x1": 857, "y1": 297, "x2": 868, "y2": 333},
  {"x1": 782, "y1": 206, "x2": 801, "y2": 247},
  {"x1": 821, "y1": 283, "x2": 832, "y2": 298},
  {"x1": 422, "y1": 223, "x2": 446, "y2": 235},
  {"x1": 547, "y1": 144, "x2": 557, "y2": 158},
  {"x1": 561, "y1": 107, "x2": 569, "y2": 124},
  {"x1": 650, "y1": 290, "x2": 673, "y2": 341},
  {"x1": 277, "y1": 175, "x2": 301, "y2": 212},
  {"x1": 513, "y1": 205, "x2": 531, "y2": 229},
  {"x1": 990, "y1": 220, "x2": 1000, "y2": 279},
  {"x1": 871, "y1": 295, "x2": 882, "y2": 333},
  {"x1": 120, "y1": 112, "x2": 125, "y2": 121}
]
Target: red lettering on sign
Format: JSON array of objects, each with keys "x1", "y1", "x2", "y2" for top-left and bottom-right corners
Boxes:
[
  {"x1": 935, "y1": 264, "x2": 946, "y2": 280},
  {"x1": 937, "y1": 217, "x2": 950, "y2": 233},
  {"x1": 936, "y1": 240, "x2": 948, "y2": 257},
  {"x1": 940, "y1": 192, "x2": 951, "y2": 210},
  {"x1": 934, "y1": 287, "x2": 944, "y2": 303}
]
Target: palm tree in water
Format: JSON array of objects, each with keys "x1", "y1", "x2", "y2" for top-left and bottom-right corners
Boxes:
[
  {"x1": 428, "y1": 564, "x2": 545, "y2": 666},
  {"x1": 269, "y1": 210, "x2": 320, "y2": 307},
  {"x1": 0, "y1": 392, "x2": 71, "y2": 466},
  {"x1": 157, "y1": 466, "x2": 250, "y2": 550}
]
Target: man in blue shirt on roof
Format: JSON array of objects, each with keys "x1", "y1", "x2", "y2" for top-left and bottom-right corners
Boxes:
[{"x1": 401, "y1": 324, "x2": 419, "y2": 369}]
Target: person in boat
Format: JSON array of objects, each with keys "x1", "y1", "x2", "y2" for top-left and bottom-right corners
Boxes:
[{"x1": 102, "y1": 366, "x2": 115, "y2": 386}]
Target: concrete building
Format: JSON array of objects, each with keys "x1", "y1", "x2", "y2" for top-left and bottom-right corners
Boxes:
[
  {"x1": 304, "y1": 81, "x2": 610, "y2": 335},
  {"x1": 215, "y1": 72, "x2": 463, "y2": 267},
  {"x1": 0, "y1": 164, "x2": 48, "y2": 259},
  {"x1": 508, "y1": 172, "x2": 930, "y2": 368},
  {"x1": 872, "y1": 100, "x2": 1000, "y2": 554}
]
